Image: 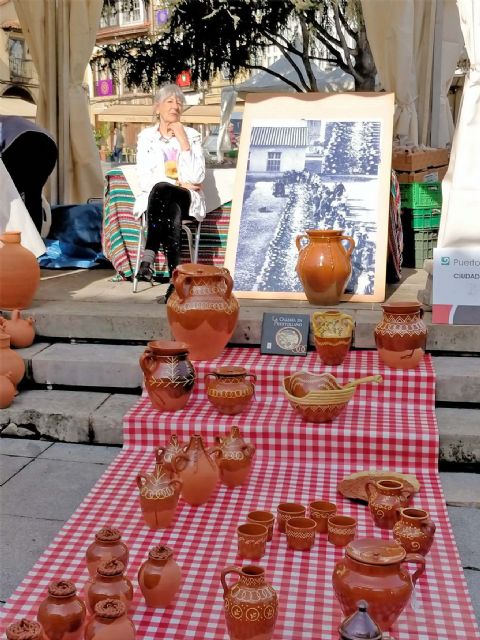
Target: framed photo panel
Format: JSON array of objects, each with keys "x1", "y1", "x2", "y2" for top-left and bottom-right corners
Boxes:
[{"x1": 224, "y1": 92, "x2": 395, "y2": 302}]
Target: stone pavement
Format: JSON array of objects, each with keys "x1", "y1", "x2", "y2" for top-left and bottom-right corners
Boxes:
[{"x1": 0, "y1": 438, "x2": 479, "y2": 627}]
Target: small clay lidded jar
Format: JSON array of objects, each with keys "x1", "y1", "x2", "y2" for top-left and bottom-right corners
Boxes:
[
  {"x1": 85, "y1": 559, "x2": 134, "y2": 614},
  {"x1": 84, "y1": 599, "x2": 135, "y2": 640},
  {"x1": 138, "y1": 545, "x2": 182, "y2": 608},
  {"x1": 85, "y1": 527, "x2": 129, "y2": 577},
  {"x1": 5, "y1": 619, "x2": 44, "y2": 640},
  {"x1": 338, "y1": 600, "x2": 382, "y2": 640},
  {"x1": 37, "y1": 580, "x2": 86, "y2": 640},
  {"x1": 205, "y1": 366, "x2": 256, "y2": 415}
]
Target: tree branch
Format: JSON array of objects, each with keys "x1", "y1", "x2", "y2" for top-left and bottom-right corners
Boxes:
[
  {"x1": 336, "y1": 3, "x2": 357, "y2": 40},
  {"x1": 244, "y1": 63, "x2": 305, "y2": 92},
  {"x1": 300, "y1": 15, "x2": 318, "y2": 91},
  {"x1": 332, "y1": 3, "x2": 361, "y2": 81},
  {"x1": 260, "y1": 30, "x2": 310, "y2": 91}
]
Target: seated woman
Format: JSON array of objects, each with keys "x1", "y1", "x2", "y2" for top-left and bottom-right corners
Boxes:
[{"x1": 134, "y1": 83, "x2": 206, "y2": 301}]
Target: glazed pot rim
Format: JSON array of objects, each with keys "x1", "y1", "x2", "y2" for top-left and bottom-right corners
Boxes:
[
  {"x1": 305, "y1": 229, "x2": 345, "y2": 237},
  {"x1": 175, "y1": 263, "x2": 226, "y2": 277},
  {"x1": 147, "y1": 340, "x2": 190, "y2": 355},
  {"x1": 381, "y1": 301, "x2": 423, "y2": 313},
  {"x1": 212, "y1": 366, "x2": 246, "y2": 377},
  {"x1": 346, "y1": 537, "x2": 406, "y2": 564},
  {"x1": 277, "y1": 502, "x2": 306, "y2": 513}
]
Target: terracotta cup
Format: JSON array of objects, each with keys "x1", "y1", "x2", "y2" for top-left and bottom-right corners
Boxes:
[
  {"x1": 286, "y1": 517, "x2": 317, "y2": 551},
  {"x1": 328, "y1": 514, "x2": 357, "y2": 547},
  {"x1": 277, "y1": 503, "x2": 306, "y2": 533},
  {"x1": 247, "y1": 511, "x2": 275, "y2": 542},
  {"x1": 237, "y1": 523, "x2": 268, "y2": 560},
  {"x1": 309, "y1": 500, "x2": 337, "y2": 533}
]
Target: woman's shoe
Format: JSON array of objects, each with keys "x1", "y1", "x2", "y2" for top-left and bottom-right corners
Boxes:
[{"x1": 136, "y1": 261, "x2": 154, "y2": 282}]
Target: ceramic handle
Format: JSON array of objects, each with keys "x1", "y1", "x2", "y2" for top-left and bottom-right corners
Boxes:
[
  {"x1": 221, "y1": 566, "x2": 243, "y2": 595},
  {"x1": 155, "y1": 446, "x2": 166, "y2": 463},
  {"x1": 208, "y1": 446, "x2": 222, "y2": 459},
  {"x1": 136, "y1": 474, "x2": 147, "y2": 490},
  {"x1": 402, "y1": 553, "x2": 426, "y2": 584},
  {"x1": 295, "y1": 233, "x2": 308, "y2": 252},
  {"x1": 343, "y1": 374, "x2": 383, "y2": 389},
  {"x1": 365, "y1": 481, "x2": 375, "y2": 501},
  {"x1": 172, "y1": 453, "x2": 189, "y2": 473},
  {"x1": 139, "y1": 350, "x2": 156, "y2": 377},
  {"x1": 221, "y1": 268, "x2": 234, "y2": 300},
  {"x1": 169, "y1": 479, "x2": 182, "y2": 493},
  {"x1": 172, "y1": 269, "x2": 189, "y2": 301},
  {"x1": 245, "y1": 373, "x2": 257, "y2": 384},
  {"x1": 205, "y1": 373, "x2": 218, "y2": 383},
  {"x1": 340, "y1": 234, "x2": 356, "y2": 256},
  {"x1": 400, "y1": 489, "x2": 411, "y2": 503},
  {"x1": 243, "y1": 443, "x2": 256, "y2": 457}
]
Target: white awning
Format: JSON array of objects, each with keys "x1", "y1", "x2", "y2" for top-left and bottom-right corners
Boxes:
[{"x1": 0, "y1": 96, "x2": 36, "y2": 119}]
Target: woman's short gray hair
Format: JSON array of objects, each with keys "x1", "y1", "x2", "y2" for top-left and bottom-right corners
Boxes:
[{"x1": 154, "y1": 83, "x2": 186, "y2": 107}]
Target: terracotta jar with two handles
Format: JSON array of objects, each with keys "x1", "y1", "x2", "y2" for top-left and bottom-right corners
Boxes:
[
  {"x1": 205, "y1": 367, "x2": 256, "y2": 415},
  {"x1": 214, "y1": 426, "x2": 256, "y2": 488},
  {"x1": 136, "y1": 462, "x2": 182, "y2": 529}
]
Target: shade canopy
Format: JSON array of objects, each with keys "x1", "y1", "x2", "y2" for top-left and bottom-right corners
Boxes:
[{"x1": 0, "y1": 97, "x2": 36, "y2": 119}]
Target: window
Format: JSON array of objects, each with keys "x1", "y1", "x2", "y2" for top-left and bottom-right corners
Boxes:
[
  {"x1": 8, "y1": 38, "x2": 27, "y2": 78},
  {"x1": 266, "y1": 151, "x2": 281, "y2": 172},
  {"x1": 119, "y1": 0, "x2": 144, "y2": 25}
]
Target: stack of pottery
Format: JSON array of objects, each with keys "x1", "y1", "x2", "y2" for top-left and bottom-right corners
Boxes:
[
  {"x1": 374, "y1": 301, "x2": 427, "y2": 369},
  {"x1": 311, "y1": 311, "x2": 354, "y2": 366},
  {"x1": 0, "y1": 231, "x2": 40, "y2": 310},
  {"x1": 205, "y1": 366, "x2": 256, "y2": 415}
]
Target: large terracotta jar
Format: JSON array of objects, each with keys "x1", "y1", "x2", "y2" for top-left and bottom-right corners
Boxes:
[
  {"x1": 365, "y1": 479, "x2": 411, "y2": 530},
  {"x1": 206, "y1": 367, "x2": 256, "y2": 415},
  {"x1": 311, "y1": 310, "x2": 354, "y2": 365},
  {"x1": 0, "y1": 310, "x2": 35, "y2": 348},
  {"x1": 0, "y1": 332, "x2": 25, "y2": 386},
  {"x1": 156, "y1": 434, "x2": 185, "y2": 476},
  {"x1": 295, "y1": 230, "x2": 355, "y2": 305},
  {"x1": 85, "y1": 559, "x2": 134, "y2": 614},
  {"x1": 374, "y1": 302, "x2": 427, "y2": 369},
  {"x1": 221, "y1": 565, "x2": 278, "y2": 640},
  {"x1": 84, "y1": 599, "x2": 135, "y2": 640},
  {"x1": 85, "y1": 527, "x2": 129, "y2": 578},
  {"x1": 5, "y1": 619, "x2": 44, "y2": 640},
  {"x1": 0, "y1": 372, "x2": 16, "y2": 408},
  {"x1": 214, "y1": 425, "x2": 256, "y2": 488},
  {"x1": 139, "y1": 340, "x2": 195, "y2": 411},
  {"x1": 174, "y1": 434, "x2": 219, "y2": 505},
  {"x1": 138, "y1": 545, "x2": 182, "y2": 608},
  {"x1": 136, "y1": 462, "x2": 182, "y2": 529},
  {"x1": 332, "y1": 538, "x2": 425, "y2": 631},
  {"x1": 393, "y1": 507, "x2": 436, "y2": 556},
  {"x1": 37, "y1": 580, "x2": 86, "y2": 640},
  {"x1": 0, "y1": 232, "x2": 40, "y2": 310},
  {"x1": 166, "y1": 263, "x2": 239, "y2": 360}
]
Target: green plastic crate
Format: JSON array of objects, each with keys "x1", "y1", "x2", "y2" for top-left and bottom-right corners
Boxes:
[
  {"x1": 411, "y1": 208, "x2": 441, "y2": 230},
  {"x1": 414, "y1": 230, "x2": 438, "y2": 268},
  {"x1": 400, "y1": 182, "x2": 442, "y2": 208}
]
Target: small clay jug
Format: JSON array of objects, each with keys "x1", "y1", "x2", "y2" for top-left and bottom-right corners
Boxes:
[
  {"x1": 374, "y1": 302, "x2": 427, "y2": 369},
  {"x1": 166, "y1": 263, "x2": 240, "y2": 360},
  {"x1": 206, "y1": 367, "x2": 256, "y2": 415},
  {"x1": 214, "y1": 425, "x2": 256, "y2": 488},
  {"x1": 222, "y1": 565, "x2": 278, "y2": 640},
  {"x1": 85, "y1": 527, "x2": 129, "y2": 578},
  {"x1": 174, "y1": 434, "x2": 219, "y2": 505},
  {"x1": 138, "y1": 545, "x2": 182, "y2": 608},
  {"x1": 156, "y1": 434, "x2": 185, "y2": 476},
  {"x1": 84, "y1": 599, "x2": 135, "y2": 640},
  {"x1": 85, "y1": 559, "x2": 134, "y2": 614},
  {"x1": 139, "y1": 340, "x2": 195, "y2": 412},
  {"x1": 296, "y1": 230, "x2": 355, "y2": 305},
  {"x1": 136, "y1": 462, "x2": 182, "y2": 529},
  {"x1": 338, "y1": 600, "x2": 382, "y2": 640},
  {"x1": 0, "y1": 372, "x2": 16, "y2": 409},
  {"x1": 37, "y1": 580, "x2": 86, "y2": 640},
  {"x1": 0, "y1": 231, "x2": 40, "y2": 310},
  {"x1": 365, "y1": 479, "x2": 411, "y2": 530},
  {"x1": 0, "y1": 310, "x2": 35, "y2": 348},
  {"x1": 5, "y1": 619, "x2": 44, "y2": 640},
  {"x1": 0, "y1": 332, "x2": 25, "y2": 386},
  {"x1": 311, "y1": 310, "x2": 354, "y2": 366},
  {"x1": 393, "y1": 507, "x2": 436, "y2": 556}
]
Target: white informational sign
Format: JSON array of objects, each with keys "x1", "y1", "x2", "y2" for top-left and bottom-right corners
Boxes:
[{"x1": 432, "y1": 248, "x2": 480, "y2": 324}]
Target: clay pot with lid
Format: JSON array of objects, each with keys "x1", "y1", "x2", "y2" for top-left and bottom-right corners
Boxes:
[
  {"x1": 365, "y1": 479, "x2": 411, "y2": 530},
  {"x1": 84, "y1": 599, "x2": 135, "y2": 640},
  {"x1": 136, "y1": 462, "x2": 182, "y2": 528},
  {"x1": 0, "y1": 372, "x2": 16, "y2": 409},
  {"x1": 37, "y1": 580, "x2": 86, "y2": 640},
  {"x1": 0, "y1": 333, "x2": 25, "y2": 386},
  {"x1": 332, "y1": 538, "x2": 425, "y2": 631},
  {"x1": 214, "y1": 425, "x2": 256, "y2": 488},
  {"x1": 393, "y1": 507, "x2": 436, "y2": 556},
  {"x1": 138, "y1": 545, "x2": 182, "y2": 607},
  {"x1": 5, "y1": 619, "x2": 44, "y2": 640},
  {"x1": 166, "y1": 263, "x2": 240, "y2": 361},
  {"x1": 174, "y1": 434, "x2": 219, "y2": 505},
  {"x1": 156, "y1": 434, "x2": 185, "y2": 476},
  {"x1": 139, "y1": 340, "x2": 195, "y2": 412},
  {"x1": 85, "y1": 527, "x2": 129, "y2": 577},
  {"x1": 296, "y1": 230, "x2": 355, "y2": 305},
  {"x1": 0, "y1": 231, "x2": 40, "y2": 310},
  {"x1": 0, "y1": 310, "x2": 35, "y2": 348},
  {"x1": 374, "y1": 301, "x2": 427, "y2": 369},
  {"x1": 206, "y1": 367, "x2": 256, "y2": 415},
  {"x1": 85, "y1": 559, "x2": 134, "y2": 614}
]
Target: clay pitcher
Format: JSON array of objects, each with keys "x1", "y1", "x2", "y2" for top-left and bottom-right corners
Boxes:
[
  {"x1": 311, "y1": 310, "x2": 354, "y2": 365},
  {"x1": 0, "y1": 372, "x2": 16, "y2": 408},
  {"x1": 37, "y1": 580, "x2": 86, "y2": 640},
  {"x1": 0, "y1": 332, "x2": 25, "y2": 386},
  {"x1": 85, "y1": 527, "x2": 129, "y2": 578},
  {"x1": 205, "y1": 366, "x2": 256, "y2": 415},
  {"x1": 0, "y1": 231, "x2": 40, "y2": 310},
  {"x1": 221, "y1": 565, "x2": 278, "y2": 640},
  {"x1": 393, "y1": 507, "x2": 436, "y2": 556},
  {"x1": 137, "y1": 462, "x2": 182, "y2": 528},
  {"x1": 374, "y1": 301, "x2": 427, "y2": 369},
  {"x1": 139, "y1": 340, "x2": 195, "y2": 411},
  {"x1": 138, "y1": 545, "x2": 182, "y2": 608},
  {"x1": 84, "y1": 599, "x2": 135, "y2": 640},
  {"x1": 166, "y1": 263, "x2": 240, "y2": 360},
  {"x1": 214, "y1": 425, "x2": 256, "y2": 488},
  {"x1": 156, "y1": 434, "x2": 185, "y2": 476},
  {"x1": 365, "y1": 479, "x2": 411, "y2": 530},
  {"x1": 332, "y1": 538, "x2": 425, "y2": 631},
  {"x1": 5, "y1": 619, "x2": 44, "y2": 640},
  {"x1": 85, "y1": 559, "x2": 134, "y2": 614},
  {"x1": 174, "y1": 434, "x2": 219, "y2": 505},
  {"x1": 0, "y1": 310, "x2": 35, "y2": 348},
  {"x1": 295, "y1": 230, "x2": 355, "y2": 305}
]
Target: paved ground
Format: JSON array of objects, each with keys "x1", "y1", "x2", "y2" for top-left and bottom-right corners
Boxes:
[{"x1": 0, "y1": 437, "x2": 478, "y2": 627}]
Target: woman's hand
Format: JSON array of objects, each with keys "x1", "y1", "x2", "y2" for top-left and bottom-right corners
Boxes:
[
  {"x1": 179, "y1": 181, "x2": 202, "y2": 191},
  {"x1": 168, "y1": 121, "x2": 190, "y2": 151}
]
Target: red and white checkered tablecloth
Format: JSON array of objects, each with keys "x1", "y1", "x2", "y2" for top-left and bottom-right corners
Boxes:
[{"x1": 1, "y1": 349, "x2": 478, "y2": 640}]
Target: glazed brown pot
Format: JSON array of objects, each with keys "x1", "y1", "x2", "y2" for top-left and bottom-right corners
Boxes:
[
  {"x1": 85, "y1": 527, "x2": 129, "y2": 578},
  {"x1": 136, "y1": 462, "x2": 182, "y2": 529},
  {"x1": 85, "y1": 559, "x2": 134, "y2": 614},
  {"x1": 0, "y1": 231, "x2": 40, "y2": 310},
  {"x1": 311, "y1": 311, "x2": 354, "y2": 366},
  {"x1": 393, "y1": 507, "x2": 436, "y2": 556},
  {"x1": 139, "y1": 340, "x2": 195, "y2": 412},
  {"x1": 84, "y1": 599, "x2": 135, "y2": 640},
  {"x1": 156, "y1": 434, "x2": 185, "y2": 476},
  {"x1": 206, "y1": 367, "x2": 256, "y2": 415},
  {"x1": 296, "y1": 230, "x2": 355, "y2": 305},
  {"x1": 374, "y1": 302, "x2": 427, "y2": 369},
  {"x1": 0, "y1": 332, "x2": 25, "y2": 386},
  {"x1": 166, "y1": 263, "x2": 239, "y2": 361},
  {"x1": 5, "y1": 619, "x2": 44, "y2": 640},
  {"x1": 332, "y1": 538, "x2": 425, "y2": 631},
  {"x1": 0, "y1": 372, "x2": 16, "y2": 409},
  {"x1": 138, "y1": 545, "x2": 182, "y2": 608},
  {"x1": 37, "y1": 580, "x2": 86, "y2": 640},
  {"x1": 174, "y1": 434, "x2": 219, "y2": 506},
  {"x1": 222, "y1": 565, "x2": 278, "y2": 640},
  {"x1": 0, "y1": 310, "x2": 35, "y2": 348},
  {"x1": 366, "y1": 479, "x2": 411, "y2": 530},
  {"x1": 214, "y1": 425, "x2": 256, "y2": 488}
]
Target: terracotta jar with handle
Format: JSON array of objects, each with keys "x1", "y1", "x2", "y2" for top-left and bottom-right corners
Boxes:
[
  {"x1": 0, "y1": 372, "x2": 16, "y2": 409},
  {"x1": 166, "y1": 263, "x2": 239, "y2": 360},
  {"x1": 393, "y1": 507, "x2": 436, "y2": 556},
  {"x1": 295, "y1": 230, "x2": 355, "y2": 305},
  {"x1": 174, "y1": 434, "x2": 219, "y2": 505},
  {"x1": 0, "y1": 231, "x2": 40, "y2": 310},
  {"x1": 214, "y1": 425, "x2": 256, "y2": 488},
  {"x1": 138, "y1": 545, "x2": 182, "y2": 608},
  {"x1": 0, "y1": 310, "x2": 35, "y2": 348},
  {"x1": 365, "y1": 479, "x2": 411, "y2": 530},
  {"x1": 85, "y1": 527, "x2": 129, "y2": 578},
  {"x1": 136, "y1": 462, "x2": 182, "y2": 529},
  {"x1": 85, "y1": 559, "x2": 133, "y2": 614},
  {"x1": 206, "y1": 366, "x2": 256, "y2": 415},
  {"x1": 311, "y1": 310, "x2": 354, "y2": 365},
  {"x1": 156, "y1": 434, "x2": 185, "y2": 476},
  {"x1": 5, "y1": 619, "x2": 44, "y2": 640},
  {"x1": 84, "y1": 599, "x2": 135, "y2": 640},
  {"x1": 0, "y1": 332, "x2": 25, "y2": 386},
  {"x1": 374, "y1": 302, "x2": 427, "y2": 369},
  {"x1": 332, "y1": 538, "x2": 425, "y2": 631},
  {"x1": 37, "y1": 580, "x2": 86, "y2": 640}
]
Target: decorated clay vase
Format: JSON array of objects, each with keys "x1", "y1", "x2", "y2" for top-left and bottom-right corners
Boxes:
[
  {"x1": 311, "y1": 310, "x2": 354, "y2": 365},
  {"x1": 221, "y1": 565, "x2": 278, "y2": 640},
  {"x1": 214, "y1": 425, "x2": 256, "y2": 488},
  {"x1": 393, "y1": 507, "x2": 436, "y2": 556},
  {"x1": 138, "y1": 545, "x2": 182, "y2": 608},
  {"x1": 156, "y1": 434, "x2": 185, "y2": 476},
  {"x1": 0, "y1": 231, "x2": 40, "y2": 310},
  {"x1": 174, "y1": 434, "x2": 219, "y2": 506},
  {"x1": 85, "y1": 559, "x2": 134, "y2": 614},
  {"x1": 205, "y1": 367, "x2": 256, "y2": 415},
  {"x1": 0, "y1": 310, "x2": 35, "y2": 348},
  {"x1": 37, "y1": 580, "x2": 86, "y2": 640},
  {"x1": 139, "y1": 340, "x2": 195, "y2": 412},
  {"x1": 5, "y1": 619, "x2": 44, "y2": 640},
  {"x1": 85, "y1": 528, "x2": 129, "y2": 578},
  {"x1": 295, "y1": 230, "x2": 355, "y2": 305},
  {"x1": 374, "y1": 302, "x2": 427, "y2": 369},
  {"x1": 0, "y1": 372, "x2": 16, "y2": 408},
  {"x1": 136, "y1": 462, "x2": 182, "y2": 529},
  {"x1": 0, "y1": 332, "x2": 25, "y2": 386},
  {"x1": 166, "y1": 263, "x2": 239, "y2": 361},
  {"x1": 84, "y1": 599, "x2": 135, "y2": 640},
  {"x1": 332, "y1": 538, "x2": 425, "y2": 631},
  {"x1": 365, "y1": 479, "x2": 411, "y2": 530}
]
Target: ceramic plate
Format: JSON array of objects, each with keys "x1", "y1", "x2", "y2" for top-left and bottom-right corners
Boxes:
[{"x1": 337, "y1": 470, "x2": 420, "y2": 503}]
